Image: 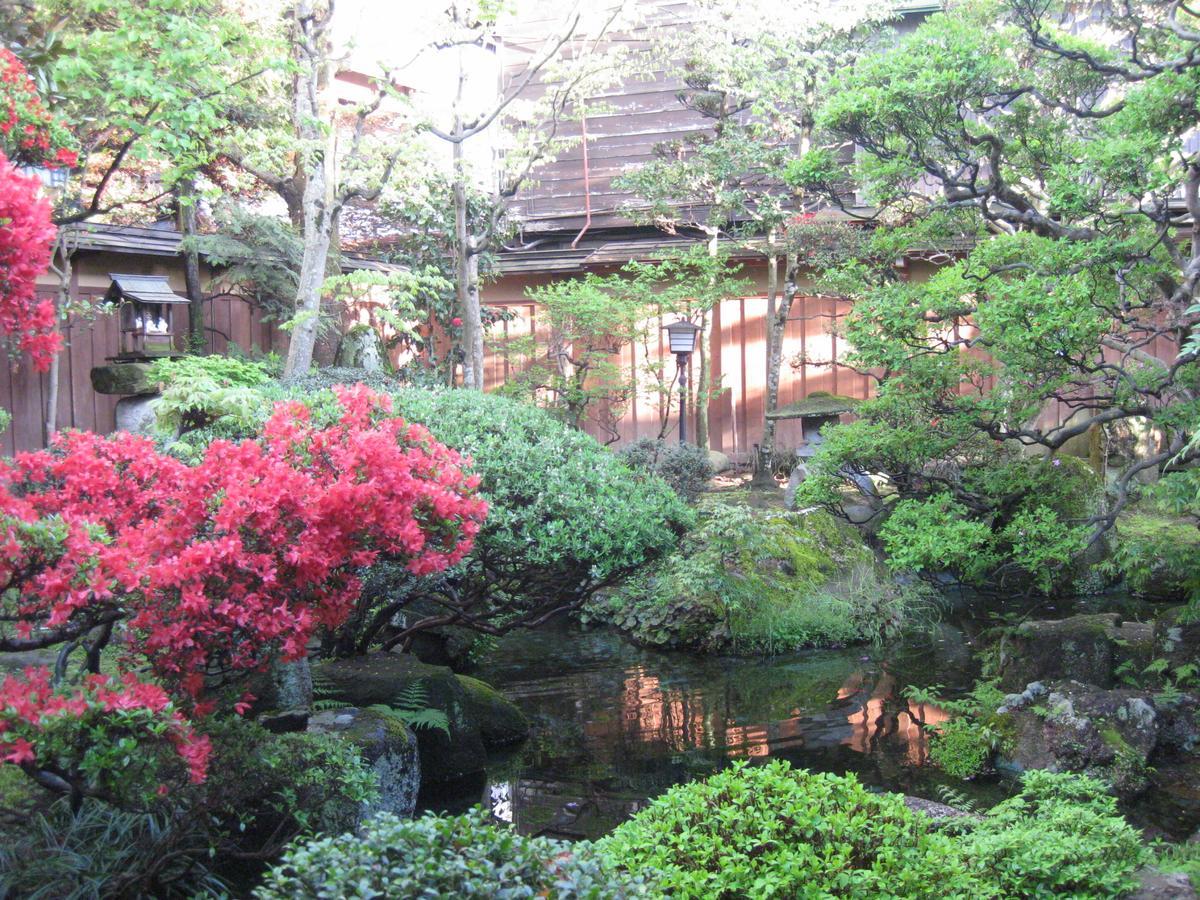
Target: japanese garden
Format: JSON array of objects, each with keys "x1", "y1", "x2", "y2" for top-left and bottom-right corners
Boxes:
[{"x1": 1, "y1": 0, "x2": 1200, "y2": 896}]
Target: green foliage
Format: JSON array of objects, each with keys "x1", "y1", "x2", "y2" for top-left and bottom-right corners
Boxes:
[
  {"x1": 793, "y1": 0, "x2": 1200, "y2": 564},
  {"x1": 195, "y1": 716, "x2": 377, "y2": 851},
  {"x1": 256, "y1": 808, "x2": 656, "y2": 899},
  {"x1": 862, "y1": 456, "x2": 1100, "y2": 593},
  {"x1": 381, "y1": 388, "x2": 692, "y2": 594},
  {"x1": 148, "y1": 353, "x2": 274, "y2": 438},
  {"x1": 0, "y1": 798, "x2": 226, "y2": 900},
  {"x1": 619, "y1": 438, "x2": 714, "y2": 502},
  {"x1": 1105, "y1": 512, "x2": 1200, "y2": 603},
  {"x1": 591, "y1": 501, "x2": 912, "y2": 654},
  {"x1": 188, "y1": 203, "x2": 303, "y2": 318},
  {"x1": 928, "y1": 718, "x2": 1003, "y2": 780},
  {"x1": 904, "y1": 681, "x2": 1012, "y2": 780},
  {"x1": 595, "y1": 760, "x2": 975, "y2": 898},
  {"x1": 957, "y1": 770, "x2": 1147, "y2": 899},
  {"x1": 314, "y1": 673, "x2": 451, "y2": 738},
  {"x1": 595, "y1": 762, "x2": 1146, "y2": 899},
  {"x1": 880, "y1": 494, "x2": 1001, "y2": 584},
  {"x1": 1153, "y1": 840, "x2": 1200, "y2": 885}
]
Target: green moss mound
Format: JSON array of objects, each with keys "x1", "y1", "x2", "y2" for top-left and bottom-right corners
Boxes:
[{"x1": 588, "y1": 500, "x2": 916, "y2": 654}]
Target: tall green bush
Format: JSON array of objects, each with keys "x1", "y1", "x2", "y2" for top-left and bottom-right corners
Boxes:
[{"x1": 163, "y1": 379, "x2": 692, "y2": 653}]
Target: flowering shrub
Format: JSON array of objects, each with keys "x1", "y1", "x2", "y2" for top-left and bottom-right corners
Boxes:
[
  {"x1": 0, "y1": 152, "x2": 59, "y2": 370},
  {"x1": 0, "y1": 49, "x2": 76, "y2": 168},
  {"x1": 0, "y1": 667, "x2": 209, "y2": 806},
  {"x1": 0, "y1": 386, "x2": 486, "y2": 797}
]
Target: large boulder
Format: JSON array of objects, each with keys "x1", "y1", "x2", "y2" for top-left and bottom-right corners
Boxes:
[
  {"x1": 310, "y1": 706, "x2": 421, "y2": 819},
  {"x1": 998, "y1": 679, "x2": 1200, "y2": 799},
  {"x1": 991, "y1": 613, "x2": 1155, "y2": 691},
  {"x1": 314, "y1": 652, "x2": 528, "y2": 785}
]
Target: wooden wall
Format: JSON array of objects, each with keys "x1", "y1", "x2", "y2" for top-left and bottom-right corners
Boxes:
[
  {"x1": 480, "y1": 290, "x2": 871, "y2": 458},
  {"x1": 1, "y1": 291, "x2": 284, "y2": 456}
]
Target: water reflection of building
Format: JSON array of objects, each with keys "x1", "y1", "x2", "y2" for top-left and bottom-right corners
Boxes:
[
  {"x1": 842, "y1": 671, "x2": 949, "y2": 765},
  {"x1": 490, "y1": 660, "x2": 951, "y2": 839},
  {"x1": 610, "y1": 664, "x2": 948, "y2": 765}
]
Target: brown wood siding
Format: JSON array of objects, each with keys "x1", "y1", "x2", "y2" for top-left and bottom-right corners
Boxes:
[{"x1": 1, "y1": 293, "x2": 285, "y2": 455}]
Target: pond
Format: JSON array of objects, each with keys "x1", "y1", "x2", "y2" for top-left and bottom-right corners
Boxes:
[{"x1": 429, "y1": 590, "x2": 1200, "y2": 842}]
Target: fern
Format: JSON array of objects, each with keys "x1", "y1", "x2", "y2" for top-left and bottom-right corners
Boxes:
[
  {"x1": 935, "y1": 785, "x2": 980, "y2": 813},
  {"x1": 311, "y1": 674, "x2": 450, "y2": 737}
]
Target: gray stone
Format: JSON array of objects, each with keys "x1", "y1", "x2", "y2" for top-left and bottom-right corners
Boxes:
[
  {"x1": 903, "y1": 796, "x2": 981, "y2": 823},
  {"x1": 311, "y1": 706, "x2": 421, "y2": 819},
  {"x1": 784, "y1": 463, "x2": 807, "y2": 508},
  {"x1": 1131, "y1": 867, "x2": 1197, "y2": 899},
  {"x1": 335, "y1": 326, "x2": 384, "y2": 372},
  {"x1": 998, "y1": 679, "x2": 1196, "y2": 799},
  {"x1": 247, "y1": 657, "x2": 313, "y2": 733},
  {"x1": 315, "y1": 652, "x2": 529, "y2": 784},
  {"x1": 707, "y1": 450, "x2": 733, "y2": 473},
  {"x1": 114, "y1": 393, "x2": 160, "y2": 436},
  {"x1": 91, "y1": 362, "x2": 154, "y2": 395},
  {"x1": 992, "y1": 613, "x2": 1140, "y2": 691}
]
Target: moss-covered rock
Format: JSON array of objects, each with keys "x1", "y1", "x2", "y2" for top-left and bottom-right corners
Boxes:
[
  {"x1": 997, "y1": 679, "x2": 1196, "y2": 799},
  {"x1": 310, "y1": 706, "x2": 421, "y2": 819},
  {"x1": 585, "y1": 501, "x2": 914, "y2": 655},
  {"x1": 992, "y1": 613, "x2": 1134, "y2": 691},
  {"x1": 456, "y1": 674, "x2": 529, "y2": 746},
  {"x1": 314, "y1": 653, "x2": 528, "y2": 784}
]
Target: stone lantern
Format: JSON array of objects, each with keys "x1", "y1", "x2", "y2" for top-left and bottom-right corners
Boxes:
[{"x1": 104, "y1": 273, "x2": 189, "y2": 361}]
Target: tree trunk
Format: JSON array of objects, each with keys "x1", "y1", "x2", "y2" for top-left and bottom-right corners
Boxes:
[
  {"x1": 694, "y1": 229, "x2": 721, "y2": 449},
  {"x1": 281, "y1": 0, "x2": 335, "y2": 380},
  {"x1": 752, "y1": 230, "x2": 781, "y2": 486},
  {"x1": 178, "y1": 181, "x2": 205, "y2": 352},
  {"x1": 43, "y1": 234, "x2": 73, "y2": 446}
]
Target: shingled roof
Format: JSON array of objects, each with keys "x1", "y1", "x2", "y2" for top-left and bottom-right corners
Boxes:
[{"x1": 60, "y1": 222, "x2": 399, "y2": 272}]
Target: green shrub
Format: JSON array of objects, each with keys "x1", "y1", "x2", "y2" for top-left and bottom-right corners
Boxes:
[
  {"x1": 957, "y1": 770, "x2": 1147, "y2": 898},
  {"x1": 256, "y1": 808, "x2": 656, "y2": 899},
  {"x1": 595, "y1": 760, "x2": 975, "y2": 898},
  {"x1": 905, "y1": 681, "x2": 1013, "y2": 780},
  {"x1": 147, "y1": 353, "x2": 274, "y2": 435},
  {"x1": 590, "y1": 500, "x2": 913, "y2": 654},
  {"x1": 619, "y1": 437, "x2": 714, "y2": 502},
  {"x1": 594, "y1": 763, "x2": 1148, "y2": 900},
  {"x1": 164, "y1": 380, "x2": 692, "y2": 652},
  {"x1": 855, "y1": 454, "x2": 1100, "y2": 594},
  {"x1": 1105, "y1": 511, "x2": 1200, "y2": 602},
  {"x1": 928, "y1": 718, "x2": 1001, "y2": 779},
  {"x1": 194, "y1": 716, "x2": 377, "y2": 856}
]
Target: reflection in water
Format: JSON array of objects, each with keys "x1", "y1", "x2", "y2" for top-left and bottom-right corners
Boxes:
[
  {"x1": 430, "y1": 593, "x2": 1194, "y2": 841},
  {"x1": 437, "y1": 619, "x2": 997, "y2": 840}
]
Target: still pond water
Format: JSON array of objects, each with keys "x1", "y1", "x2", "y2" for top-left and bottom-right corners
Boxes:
[{"x1": 431, "y1": 591, "x2": 1200, "y2": 842}]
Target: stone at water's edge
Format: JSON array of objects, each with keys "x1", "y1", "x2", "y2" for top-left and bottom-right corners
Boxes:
[
  {"x1": 310, "y1": 706, "x2": 421, "y2": 819},
  {"x1": 1130, "y1": 868, "x2": 1197, "y2": 900},
  {"x1": 991, "y1": 613, "x2": 1155, "y2": 691},
  {"x1": 903, "y1": 796, "x2": 980, "y2": 824},
  {"x1": 998, "y1": 678, "x2": 1200, "y2": 799},
  {"x1": 1155, "y1": 606, "x2": 1200, "y2": 671},
  {"x1": 315, "y1": 652, "x2": 530, "y2": 785}
]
